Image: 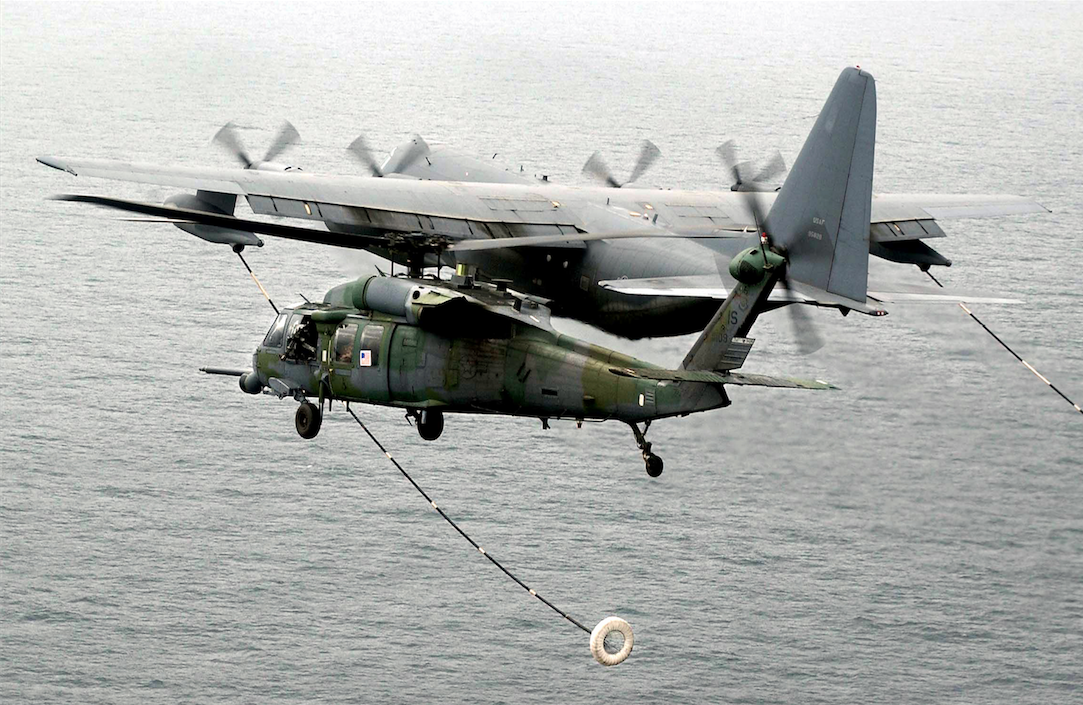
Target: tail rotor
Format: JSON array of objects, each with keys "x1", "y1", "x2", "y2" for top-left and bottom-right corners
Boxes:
[{"x1": 717, "y1": 139, "x2": 823, "y2": 354}]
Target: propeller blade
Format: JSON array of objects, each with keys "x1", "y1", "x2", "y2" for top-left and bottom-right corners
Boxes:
[
  {"x1": 751, "y1": 151, "x2": 786, "y2": 184},
  {"x1": 625, "y1": 140, "x2": 661, "y2": 186},
  {"x1": 717, "y1": 140, "x2": 771, "y2": 238},
  {"x1": 262, "y1": 120, "x2": 301, "y2": 163},
  {"x1": 212, "y1": 121, "x2": 252, "y2": 168},
  {"x1": 778, "y1": 275, "x2": 825, "y2": 355},
  {"x1": 719, "y1": 141, "x2": 785, "y2": 189},
  {"x1": 582, "y1": 151, "x2": 620, "y2": 188},
  {"x1": 347, "y1": 135, "x2": 384, "y2": 177},
  {"x1": 746, "y1": 190, "x2": 769, "y2": 240},
  {"x1": 716, "y1": 140, "x2": 742, "y2": 186}
]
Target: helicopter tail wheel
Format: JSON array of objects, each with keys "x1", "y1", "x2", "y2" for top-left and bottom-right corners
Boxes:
[
  {"x1": 295, "y1": 401, "x2": 322, "y2": 439},
  {"x1": 417, "y1": 409, "x2": 444, "y2": 441},
  {"x1": 627, "y1": 422, "x2": 663, "y2": 478},
  {"x1": 590, "y1": 616, "x2": 634, "y2": 666},
  {"x1": 645, "y1": 453, "x2": 664, "y2": 478}
]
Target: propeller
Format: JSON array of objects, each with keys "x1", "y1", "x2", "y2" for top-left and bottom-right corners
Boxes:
[
  {"x1": 213, "y1": 121, "x2": 300, "y2": 169},
  {"x1": 717, "y1": 141, "x2": 787, "y2": 191},
  {"x1": 750, "y1": 151, "x2": 787, "y2": 184},
  {"x1": 581, "y1": 139, "x2": 661, "y2": 188},
  {"x1": 347, "y1": 133, "x2": 430, "y2": 178},
  {"x1": 347, "y1": 135, "x2": 385, "y2": 177},
  {"x1": 717, "y1": 140, "x2": 823, "y2": 354}
]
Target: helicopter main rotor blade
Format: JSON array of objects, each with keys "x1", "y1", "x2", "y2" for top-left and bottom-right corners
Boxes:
[
  {"x1": 55, "y1": 193, "x2": 747, "y2": 256},
  {"x1": 53, "y1": 194, "x2": 390, "y2": 249}
]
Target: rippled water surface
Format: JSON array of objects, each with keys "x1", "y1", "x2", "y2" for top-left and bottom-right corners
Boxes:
[{"x1": 2, "y1": 2, "x2": 1081, "y2": 703}]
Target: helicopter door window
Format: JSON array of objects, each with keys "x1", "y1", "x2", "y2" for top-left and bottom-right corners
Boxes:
[
  {"x1": 283, "y1": 314, "x2": 318, "y2": 362},
  {"x1": 262, "y1": 313, "x2": 288, "y2": 349},
  {"x1": 358, "y1": 324, "x2": 384, "y2": 367},
  {"x1": 333, "y1": 324, "x2": 358, "y2": 364}
]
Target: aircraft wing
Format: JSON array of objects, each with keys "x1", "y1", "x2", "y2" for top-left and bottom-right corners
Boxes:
[
  {"x1": 37, "y1": 156, "x2": 676, "y2": 242},
  {"x1": 38, "y1": 156, "x2": 250, "y2": 194},
  {"x1": 37, "y1": 156, "x2": 1048, "y2": 255}
]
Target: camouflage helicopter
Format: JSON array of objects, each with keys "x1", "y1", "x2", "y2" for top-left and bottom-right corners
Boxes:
[{"x1": 206, "y1": 241, "x2": 830, "y2": 478}]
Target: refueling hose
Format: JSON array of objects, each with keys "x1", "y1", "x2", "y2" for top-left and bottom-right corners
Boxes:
[{"x1": 345, "y1": 403, "x2": 634, "y2": 665}]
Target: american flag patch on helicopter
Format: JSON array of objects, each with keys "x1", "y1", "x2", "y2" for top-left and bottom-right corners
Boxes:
[{"x1": 359, "y1": 350, "x2": 372, "y2": 367}]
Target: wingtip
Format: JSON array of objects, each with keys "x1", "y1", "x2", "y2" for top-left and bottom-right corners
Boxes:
[{"x1": 37, "y1": 156, "x2": 77, "y2": 175}]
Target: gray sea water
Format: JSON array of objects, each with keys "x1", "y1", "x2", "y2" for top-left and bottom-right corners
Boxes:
[{"x1": 2, "y1": 2, "x2": 1081, "y2": 702}]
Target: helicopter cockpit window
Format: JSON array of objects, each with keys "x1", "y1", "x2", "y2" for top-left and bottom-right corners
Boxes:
[
  {"x1": 263, "y1": 313, "x2": 288, "y2": 348},
  {"x1": 283, "y1": 313, "x2": 318, "y2": 362},
  {"x1": 333, "y1": 323, "x2": 358, "y2": 364}
]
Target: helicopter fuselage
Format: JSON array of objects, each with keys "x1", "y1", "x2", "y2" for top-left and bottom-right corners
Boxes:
[{"x1": 251, "y1": 302, "x2": 730, "y2": 424}]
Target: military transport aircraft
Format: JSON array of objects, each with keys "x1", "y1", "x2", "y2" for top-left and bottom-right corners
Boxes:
[{"x1": 38, "y1": 67, "x2": 1046, "y2": 346}]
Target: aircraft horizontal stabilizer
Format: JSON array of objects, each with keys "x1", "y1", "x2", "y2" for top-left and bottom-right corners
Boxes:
[
  {"x1": 866, "y1": 291, "x2": 1023, "y2": 305},
  {"x1": 599, "y1": 275, "x2": 1021, "y2": 308},
  {"x1": 610, "y1": 366, "x2": 836, "y2": 390}
]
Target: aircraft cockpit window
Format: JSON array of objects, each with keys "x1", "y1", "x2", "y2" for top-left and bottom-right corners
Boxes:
[
  {"x1": 262, "y1": 313, "x2": 288, "y2": 348},
  {"x1": 334, "y1": 324, "x2": 358, "y2": 363},
  {"x1": 283, "y1": 314, "x2": 318, "y2": 362}
]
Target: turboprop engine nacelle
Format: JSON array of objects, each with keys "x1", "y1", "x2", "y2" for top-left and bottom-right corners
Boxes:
[{"x1": 164, "y1": 190, "x2": 262, "y2": 249}]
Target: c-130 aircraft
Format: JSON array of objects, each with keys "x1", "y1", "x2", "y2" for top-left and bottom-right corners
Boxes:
[{"x1": 40, "y1": 67, "x2": 1045, "y2": 345}]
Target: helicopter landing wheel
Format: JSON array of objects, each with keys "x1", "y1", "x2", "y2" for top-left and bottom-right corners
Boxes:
[
  {"x1": 644, "y1": 453, "x2": 664, "y2": 478},
  {"x1": 417, "y1": 409, "x2": 444, "y2": 441},
  {"x1": 295, "y1": 401, "x2": 322, "y2": 439}
]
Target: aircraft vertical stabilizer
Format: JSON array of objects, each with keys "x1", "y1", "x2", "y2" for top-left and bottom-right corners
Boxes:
[{"x1": 766, "y1": 67, "x2": 876, "y2": 305}]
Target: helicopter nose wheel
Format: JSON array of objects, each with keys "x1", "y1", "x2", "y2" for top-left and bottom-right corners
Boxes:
[
  {"x1": 295, "y1": 401, "x2": 322, "y2": 439},
  {"x1": 417, "y1": 409, "x2": 444, "y2": 441},
  {"x1": 628, "y1": 421, "x2": 663, "y2": 477}
]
